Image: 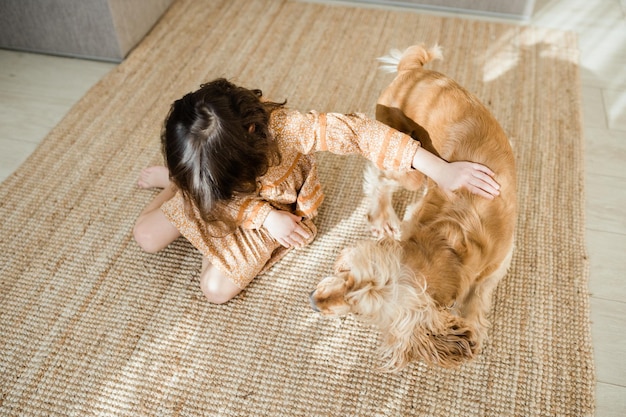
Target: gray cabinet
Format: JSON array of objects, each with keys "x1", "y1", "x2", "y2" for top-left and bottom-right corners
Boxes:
[{"x1": 0, "y1": 0, "x2": 174, "y2": 61}]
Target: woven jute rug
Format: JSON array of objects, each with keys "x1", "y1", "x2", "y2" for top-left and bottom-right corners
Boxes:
[{"x1": 0, "y1": 0, "x2": 595, "y2": 415}]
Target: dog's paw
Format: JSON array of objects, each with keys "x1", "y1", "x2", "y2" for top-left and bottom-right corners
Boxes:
[{"x1": 367, "y1": 211, "x2": 402, "y2": 240}]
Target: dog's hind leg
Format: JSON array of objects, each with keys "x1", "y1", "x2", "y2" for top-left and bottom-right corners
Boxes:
[{"x1": 459, "y1": 245, "x2": 514, "y2": 344}]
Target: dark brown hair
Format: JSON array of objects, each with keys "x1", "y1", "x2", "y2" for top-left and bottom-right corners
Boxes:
[{"x1": 161, "y1": 78, "x2": 283, "y2": 226}]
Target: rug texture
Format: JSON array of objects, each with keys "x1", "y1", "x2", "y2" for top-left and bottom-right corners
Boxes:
[{"x1": 0, "y1": 0, "x2": 595, "y2": 416}]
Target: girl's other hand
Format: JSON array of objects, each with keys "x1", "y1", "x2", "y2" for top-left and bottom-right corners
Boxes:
[{"x1": 263, "y1": 209, "x2": 311, "y2": 248}]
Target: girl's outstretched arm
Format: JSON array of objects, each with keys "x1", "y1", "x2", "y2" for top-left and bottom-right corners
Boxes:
[
  {"x1": 411, "y1": 147, "x2": 500, "y2": 199},
  {"x1": 276, "y1": 110, "x2": 499, "y2": 199}
]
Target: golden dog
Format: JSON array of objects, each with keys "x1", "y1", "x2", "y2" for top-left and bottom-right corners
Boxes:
[{"x1": 310, "y1": 44, "x2": 517, "y2": 371}]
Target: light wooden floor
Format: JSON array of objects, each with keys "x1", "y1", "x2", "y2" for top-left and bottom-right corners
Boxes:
[{"x1": 0, "y1": 0, "x2": 624, "y2": 415}]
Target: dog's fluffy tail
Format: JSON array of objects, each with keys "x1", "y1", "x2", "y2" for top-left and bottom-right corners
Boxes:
[{"x1": 377, "y1": 44, "x2": 443, "y2": 74}]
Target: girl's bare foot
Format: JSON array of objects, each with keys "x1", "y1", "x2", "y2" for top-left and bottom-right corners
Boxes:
[{"x1": 137, "y1": 166, "x2": 170, "y2": 189}]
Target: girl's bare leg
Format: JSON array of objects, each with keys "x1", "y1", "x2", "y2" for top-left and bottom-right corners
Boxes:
[
  {"x1": 137, "y1": 167, "x2": 242, "y2": 304},
  {"x1": 199, "y1": 257, "x2": 243, "y2": 304},
  {"x1": 133, "y1": 166, "x2": 181, "y2": 253}
]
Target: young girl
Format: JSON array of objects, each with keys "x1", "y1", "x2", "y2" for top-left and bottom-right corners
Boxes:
[{"x1": 134, "y1": 78, "x2": 500, "y2": 304}]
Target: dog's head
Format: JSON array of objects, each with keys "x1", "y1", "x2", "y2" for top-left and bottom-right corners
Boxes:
[
  {"x1": 310, "y1": 239, "x2": 405, "y2": 321},
  {"x1": 308, "y1": 271, "x2": 355, "y2": 317}
]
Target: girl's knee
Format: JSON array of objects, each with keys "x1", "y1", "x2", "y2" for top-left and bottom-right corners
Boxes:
[
  {"x1": 133, "y1": 209, "x2": 179, "y2": 254},
  {"x1": 199, "y1": 269, "x2": 242, "y2": 304},
  {"x1": 133, "y1": 221, "x2": 162, "y2": 254},
  {"x1": 201, "y1": 287, "x2": 235, "y2": 305}
]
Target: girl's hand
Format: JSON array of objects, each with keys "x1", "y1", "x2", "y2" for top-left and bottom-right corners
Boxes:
[
  {"x1": 263, "y1": 209, "x2": 311, "y2": 248},
  {"x1": 438, "y1": 161, "x2": 501, "y2": 199}
]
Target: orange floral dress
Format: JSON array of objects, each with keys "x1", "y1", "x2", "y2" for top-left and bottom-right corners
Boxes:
[{"x1": 160, "y1": 108, "x2": 421, "y2": 288}]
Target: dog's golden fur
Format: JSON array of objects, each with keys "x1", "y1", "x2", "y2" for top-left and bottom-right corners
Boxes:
[{"x1": 310, "y1": 44, "x2": 517, "y2": 371}]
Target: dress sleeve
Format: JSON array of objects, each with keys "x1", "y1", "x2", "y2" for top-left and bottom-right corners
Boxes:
[
  {"x1": 221, "y1": 196, "x2": 273, "y2": 230},
  {"x1": 272, "y1": 108, "x2": 421, "y2": 171}
]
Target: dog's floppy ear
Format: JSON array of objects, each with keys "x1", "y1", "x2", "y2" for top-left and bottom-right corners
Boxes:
[
  {"x1": 374, "y1": 285, "x2": 432, "y2": 371},
  {"x1": 345, "y1": 281, "x2": 381, "y2": 314}
]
